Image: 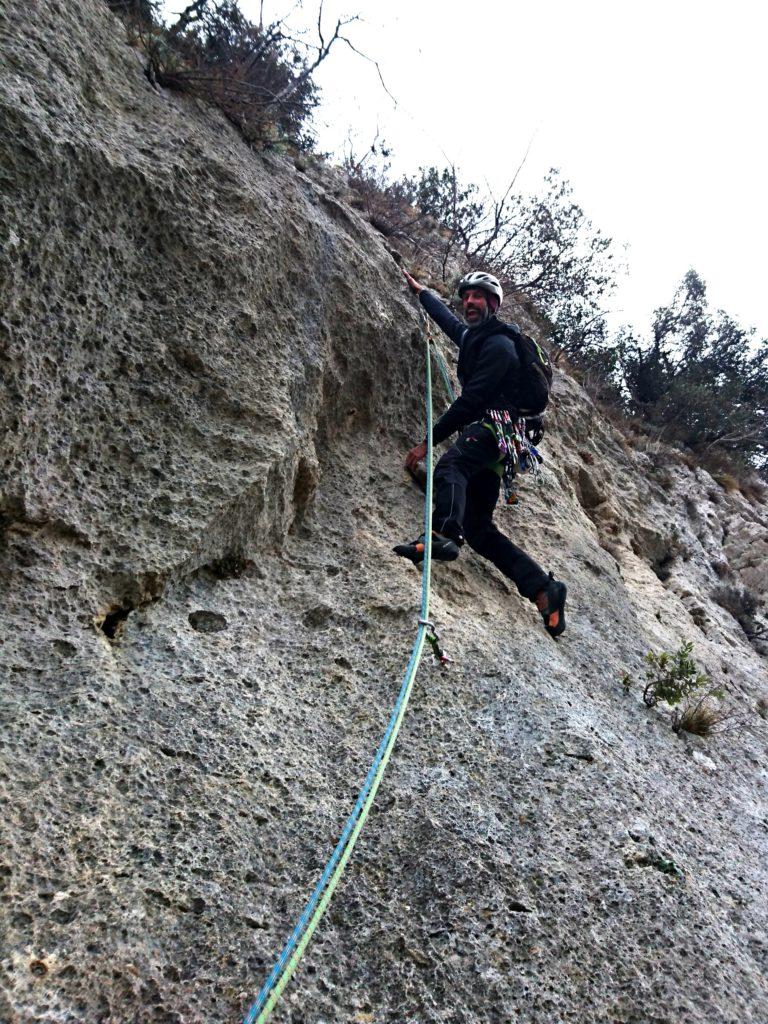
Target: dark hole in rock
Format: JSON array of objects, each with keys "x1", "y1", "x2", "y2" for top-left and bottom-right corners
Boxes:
[
  {"x1": 652, "y1": 553, "x2": 675, "y2": 582},
  {"x1": 100, "y1": 606, "x2": 132, "y2": 640},
  {"x1": 303, "y1": 604, "x2": 333, "y2": 628},
  {"x1": 188, "y1": 610, "x2": 228, "y2": 633},
  {"x1": 203, "y1": 554, "x2": 256, "y2": 581},
  {"x1": 53, "y1": 639, "x2": 77, "y2": 658},
  {"x1": 189, "y1": 896, "x2": 206, "y2": 915},
  {"x1": 50, "y1": 906, "x2": 77, "y2": 924},
  {"x1": 508, "y1": 900, "x2": 533, "y2": 913},
  {"x1": 145, "y1": 888, "x2": 172, "y2": 908},
  {"x1": 30, "y1": 960, "x2": 48, "y2": 977},
  {"x1": 292, "y1": 456, "x2": 317, "y2": 525}
]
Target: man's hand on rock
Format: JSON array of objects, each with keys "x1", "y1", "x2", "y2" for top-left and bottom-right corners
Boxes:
[
  {"x1": 402, "y1": 269, "x2": 425, "y2": 295},
  {"x1": 405, "y1": 440, "x2": 427, "y2": 472}
]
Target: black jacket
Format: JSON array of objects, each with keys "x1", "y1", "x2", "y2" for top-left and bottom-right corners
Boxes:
[{"x1": 420, "y1": 290, "x2": 522, "y2": 444}]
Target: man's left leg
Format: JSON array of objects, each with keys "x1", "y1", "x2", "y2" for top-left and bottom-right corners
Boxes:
[{"x1": 464, "y1": 469, "x2": 568, "y2": 637}]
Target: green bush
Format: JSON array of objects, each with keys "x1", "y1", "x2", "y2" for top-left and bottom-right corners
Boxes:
[
  {"x1": 623, "y1": 642, "x2": 739, "y2": 738},
  {"x1": 622, "y1": 641, "x2": 712, "y2": 708}
]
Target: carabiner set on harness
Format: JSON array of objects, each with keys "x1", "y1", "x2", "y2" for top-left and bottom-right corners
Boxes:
[{"x1": 487, "y1": 409, "x2": 529, "y2": 506}]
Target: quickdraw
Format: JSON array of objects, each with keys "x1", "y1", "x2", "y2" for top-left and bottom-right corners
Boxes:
[
  {"x1": 486, "y1": 410, "x2": 544, "y2": 507},
  {"x1": 419, "y1": 618, "x2": 453, "y2": 670}
]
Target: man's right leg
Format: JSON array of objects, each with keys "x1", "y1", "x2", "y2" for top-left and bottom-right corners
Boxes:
[
  {"x1": 463, "y1": 468, "x2": 551, "y2": 598},
  {"x1": 463, "y1": 469, "x2": 567, "y2": 636}
]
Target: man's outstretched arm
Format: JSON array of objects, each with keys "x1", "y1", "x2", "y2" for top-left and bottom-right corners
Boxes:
[
  {"x1": 402, "y1": 268, "x2": 464, "y2": 471},
  {"x1": 402, "y1": 269, "x2": 466, "y2": 348}
]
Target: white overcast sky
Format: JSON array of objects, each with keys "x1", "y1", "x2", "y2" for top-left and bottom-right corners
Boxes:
[{"x1": 219, "y1": 1, "x2": 768, "y2": 338}]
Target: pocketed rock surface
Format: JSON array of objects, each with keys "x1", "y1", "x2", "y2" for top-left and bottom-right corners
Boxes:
[{"x1": 1, "y1": 3, "x2": 767, "y2": 1023}]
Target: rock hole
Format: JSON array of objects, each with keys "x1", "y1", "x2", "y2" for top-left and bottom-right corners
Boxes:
[
  {"x1": 291, "y1": 456, "x2": 318, "y2": 529},
  {"x1": 99, "y1": 605, "x2": 132, "y2": 640},
  {"x1": 508, "y1": 900, "x2": 533, "y2": 913},
  {"x1": 188, "y1": 610, "x2": 228, "y2": 633},
  {"x1": 53, "y1": 639, "x2": 77, "y2": 658},
  {"x1": 201, "y1": 554, "x2": 256, "y2": 581},
  {"x1": 303, "y1": 604, "x2": 333, "y2": 628}
]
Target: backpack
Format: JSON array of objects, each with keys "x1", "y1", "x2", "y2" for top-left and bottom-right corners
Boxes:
[{"x1": 502, "y1": 323, "x2": 553, "y2": 415}]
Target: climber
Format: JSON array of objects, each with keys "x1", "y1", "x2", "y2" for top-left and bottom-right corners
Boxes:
[{"x1": 396, "y1": 268, "x2": 567, "y2": 638}]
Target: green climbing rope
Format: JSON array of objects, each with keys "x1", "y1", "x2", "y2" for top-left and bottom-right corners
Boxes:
[{"x1": 244, "y1": 318, "x2": 439, "y2": 1024}]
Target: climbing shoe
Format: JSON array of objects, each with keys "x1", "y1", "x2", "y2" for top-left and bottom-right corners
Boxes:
[
  {"x1": 535, "y1": 572, "x2": 567, "y2": 638},
  {"x1": 394, "y1": 532, "x2": 460, "y2": 565}
]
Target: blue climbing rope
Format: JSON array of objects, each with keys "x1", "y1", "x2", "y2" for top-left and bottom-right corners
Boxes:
[{"x1": 242, "y1": 318, "x2": 439, "y2": 1024}]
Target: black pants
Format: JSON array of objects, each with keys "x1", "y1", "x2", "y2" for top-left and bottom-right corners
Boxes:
[{"x1": 433, "y1": 422, "x2": 549, "y2": 601}]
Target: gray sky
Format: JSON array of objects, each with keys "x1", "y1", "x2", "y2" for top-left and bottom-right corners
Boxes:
[{"x1": 233, "y1": 1, "x2": 767, "y2": 338}]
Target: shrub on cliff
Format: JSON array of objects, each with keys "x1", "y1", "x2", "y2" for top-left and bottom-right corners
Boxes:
[
  {"x1": 110, "y1": 1, "x2": 332, "y2": 147},
  {"x1": 622, "y1": 642, "x2": 740, "y2": 738},
  {"x1": 671, "y1": 692, "x2": 738, "y2": 737},
  {"x1": 622, "y1": 641, "x2": 711, "y2": 709}
]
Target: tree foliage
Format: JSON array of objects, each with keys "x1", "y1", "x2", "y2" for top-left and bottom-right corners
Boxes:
[
  {"x1": 615, "y1": 271, "x2": 768, "y2": 469},
  {"x1": 393, "y1": 166, "x2": 618, "y2": 357},
  {"x1": 622, "y1": 641, "x2": 713, "y2": 708}
]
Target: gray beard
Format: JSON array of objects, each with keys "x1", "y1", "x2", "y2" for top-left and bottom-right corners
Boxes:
[{"x1": 465, "y1": 309, "x2": 492, "y2": 327}]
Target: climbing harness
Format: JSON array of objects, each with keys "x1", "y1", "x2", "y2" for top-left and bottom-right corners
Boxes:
[{"x1": 242, "y1": 319, "x2": 444, "y2": 1024}]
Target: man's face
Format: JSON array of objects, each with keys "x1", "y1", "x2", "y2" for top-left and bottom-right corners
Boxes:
[{"x1": 461, "y1": 287, "x2": 490, "y2": 325}]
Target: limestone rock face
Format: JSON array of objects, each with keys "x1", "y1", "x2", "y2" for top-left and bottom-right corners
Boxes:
[{"x1": 1, "y1": 4, "x2": 767, "y2": 1023}]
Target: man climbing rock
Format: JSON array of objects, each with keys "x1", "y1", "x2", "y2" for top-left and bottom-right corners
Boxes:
[{"x1": 396, "y1": 268, "x2": 567, "y2": 638}]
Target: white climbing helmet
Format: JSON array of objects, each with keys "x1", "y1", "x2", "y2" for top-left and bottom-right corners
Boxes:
[{"x1": 457, "y1": 271, "x2": 503, "y2": 307}]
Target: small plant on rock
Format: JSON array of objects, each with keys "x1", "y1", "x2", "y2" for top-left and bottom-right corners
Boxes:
[
  {"x1": 623, "y1": 641, "x2": 711, "y2": 708},
  {"x1": 671, "y1": 691, "x2": 737, "y2": 737},
  {"x1": 622, "y1": 642, "x2": 736, "y2": 738}
]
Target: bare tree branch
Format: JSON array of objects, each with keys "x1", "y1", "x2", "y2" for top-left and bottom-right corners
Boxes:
[
  {"x1": 267, "y1": 9, "x2": 360, "y2": 110},
  {"x1": 338, "y1": 34, "x2": 397, "y2": 107}
]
